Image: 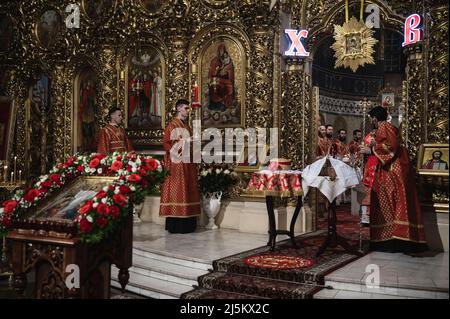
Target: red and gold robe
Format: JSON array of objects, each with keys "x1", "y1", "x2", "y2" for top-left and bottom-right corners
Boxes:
[
  {"x1": 97, "y1": 124, "x2": 134, "y2": 154},
  {"x1": 370, "y1": 121, "x2": 426, "y2": 245},
  {"x1": 159, "y1": 118, "x2": 201, "y2": 218},
  {"x1": 316, "y1": 137, "x2": 331, "y2": 157},
  {"x1": 348, "y1": 140, "x2": 361, "y2": 156},
  {"x1": 333, "y1": 139, "x2": 349, "y2": 158}
]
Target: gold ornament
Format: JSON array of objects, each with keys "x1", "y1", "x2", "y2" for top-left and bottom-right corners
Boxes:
[{"x1": 332, "y1": 16, "x2": 378, "y2": 72}]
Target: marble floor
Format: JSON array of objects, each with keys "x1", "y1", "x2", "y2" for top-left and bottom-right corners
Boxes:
[{"x1": 132, "y1": 221, "x2": 278, "y2": 264}]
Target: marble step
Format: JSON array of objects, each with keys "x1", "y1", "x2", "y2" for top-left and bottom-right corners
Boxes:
[
  {"x1": 314, "y1": 288, "x2": 415, "y2": 299},
  {"x1": 126, "y1": 254, "x2": 208, "y2": 286},
  {"x1": 111, "y1": 267, "x2": 194, "y2": 299},
  {"x1": 324, "y1": 279, "x2": 449, "y2": 299},
  {"x1": 181, "y1": 287, "x2": 265, "y2": 299},
  {"x1": 133, "y1": 247, "x2": 211, "y2": 271}
]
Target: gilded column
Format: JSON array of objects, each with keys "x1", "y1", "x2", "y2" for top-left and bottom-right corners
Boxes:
[
  {"x1": 281, "y1": 58, "x2": 310, "y2": 170},
  {"x1": 52, "y1": 63, "x2": 67, "y2": 164},
  {"x1": 165, "y1": 27, "x2": 189, "y2": 122},
  {"x1": 98, "y1": 47, "x2": 118, "y2": 127},
  {"x1": 427, "y1": 4, "x2": 449, "y2": 144},
  {"x1": 403, "y1": 44, "x2": 425, "y2": 164}
]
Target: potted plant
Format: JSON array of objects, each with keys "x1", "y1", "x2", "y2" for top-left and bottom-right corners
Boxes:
[{"x1": 198, "y1": 164, "x2": 238, "y2": 229}]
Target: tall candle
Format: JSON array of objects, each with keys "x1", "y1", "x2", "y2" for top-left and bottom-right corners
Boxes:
[
  {"x1": 193, "y1": 82, "x2": 199, "y2": 102},
  {"x1": 3, "y1": 165, "x2": 7, "y2": 182},
  {"x1": 19, "y1": 170, "x2": 22, "y2": 182},
  {"x1": 14, "y1": 156, "x2": 17, "y2": 178},
  {"x1": 10, "y1": 172, "x2": 13, "y2": 183}
]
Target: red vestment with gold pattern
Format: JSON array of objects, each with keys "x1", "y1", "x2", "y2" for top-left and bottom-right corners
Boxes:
[
  {"x1": 316, "y1": 137, "x2": 331, "y2": 157},
  {"x1": 370, "y1": 121, "x2": 426, "y2": 246},
  {"x1": 333, "y1": 139, "x2": 349, "y2": 158},
  {"x1": 97, "y1": 124, "x2": 133, "y2": 154},
  {"x1": 159, "y1": 118, "x2": 201, "y2": 218},
  {"x1": 348, "y1": 140, "x2": 361, "y2": 156}
]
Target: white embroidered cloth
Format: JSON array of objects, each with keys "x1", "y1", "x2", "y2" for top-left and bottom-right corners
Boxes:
[{"x1": 301, "y1": 156, "x2": 361, "y2": 203}]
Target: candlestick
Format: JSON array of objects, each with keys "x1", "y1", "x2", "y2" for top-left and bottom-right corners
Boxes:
[{"x1": 14, "y1": 156, "x2": 17, "y2": 182}]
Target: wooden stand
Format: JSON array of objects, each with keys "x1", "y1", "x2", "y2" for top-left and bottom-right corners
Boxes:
[
  {"x1": 266, "y1": 195, "x2": 303, "y2": 251},
  {"x1": 315, "y1": 199, "x2": 361, "y2": 257},
  {"x1": 7, "y1": 213, "x2": 132, "y2": 299}
]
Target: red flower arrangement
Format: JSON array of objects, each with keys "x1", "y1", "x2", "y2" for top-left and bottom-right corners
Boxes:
[{"x1": 0, "y1": 152, "x2": 168, "y2": 243}]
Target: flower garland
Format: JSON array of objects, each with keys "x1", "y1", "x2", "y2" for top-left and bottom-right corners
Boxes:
[{"x1": 0, "y1": 152, "x2": 167, "y2": 243}]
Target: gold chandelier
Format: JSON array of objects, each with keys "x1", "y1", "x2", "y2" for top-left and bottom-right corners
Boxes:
[{"x1": 331, "y1": 1, "x2": 378, "y2": 72}]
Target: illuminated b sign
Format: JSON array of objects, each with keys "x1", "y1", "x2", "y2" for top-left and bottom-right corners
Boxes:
[{"x1": 402, "y1": 14, "x2": 423, "y2": 47}]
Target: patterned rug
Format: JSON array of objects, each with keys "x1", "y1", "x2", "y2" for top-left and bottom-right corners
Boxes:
[{"x1": 181, "y1": 204, "x2": 369, "y2": 299}]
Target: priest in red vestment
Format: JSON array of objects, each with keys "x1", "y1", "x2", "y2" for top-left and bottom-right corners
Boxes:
[
  {"x1": 334, "y1": 129, "x2": 350, "y2": 159},
  {"x1": 97, "y1": 107, "x2": 134, "y2": 154},
  {"x1": 360, "y1": 106, "x2": 427, "y2": 253},
  {"x1": 316, "y1": 125, "x2": 331, "y2": 157},
  {"x1": 159, "y1": 99, "x2": 201, "y2": 233}
]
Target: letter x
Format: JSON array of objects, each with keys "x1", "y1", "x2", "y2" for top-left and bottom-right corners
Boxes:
[{"x1": 284, "y1": 29, "x2": 310, "y2": 57}]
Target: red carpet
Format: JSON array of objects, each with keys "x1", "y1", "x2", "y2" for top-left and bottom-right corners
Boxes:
[{"x1": 181, "y1": 203, "x2": 368, "y2": 299}]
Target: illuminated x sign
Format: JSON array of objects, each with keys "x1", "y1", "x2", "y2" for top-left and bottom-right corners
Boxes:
[
  {"x1": 284, "y1": 29, "x2": 310, "y2": 57},
  {"x1": 402, "y1": 14, "x2": 423, "y2": 47}
]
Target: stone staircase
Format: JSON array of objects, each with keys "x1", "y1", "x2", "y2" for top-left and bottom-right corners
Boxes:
[{"x1": 111, "y1": 247, "x2": 210, "y2": 299}]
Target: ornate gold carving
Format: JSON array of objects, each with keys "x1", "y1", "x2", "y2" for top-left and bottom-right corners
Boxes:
[
  {"x1": 332, "y1": 17, "x2": 378, "y2": 72},
  {"x1": 427, "y1": 5, "x2": 449, "y2": 144}
]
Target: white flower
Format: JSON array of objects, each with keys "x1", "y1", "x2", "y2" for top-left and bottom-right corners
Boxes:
[
  {"x1": 36, "y1": 182, "x2": 41, "y2": 187},
  {"x1": 118, "y1": 169, "x2": 124, "y2": 175},
  {"x1": 207, "y1": 168, "x2": 212, "y2": 174},
  {"x1": 130, "y1": 186, "x2": 136, "y2": 192},
  {"x1": 100, "y1": 159, "x2": 106, "y2": 165},
  {"x1": 0, "y1": 208, "x2": 4, "y2": 214},
  {"x1": 86, "y1": 216, "x2": 93, "y2": 223},
  {"x1": 136, "y1": 158, "x2": 142, "y2": 165},
  {"x1": 131, "y1": 166, "x2": 137, "y2": 173},
  {"x1": 101, "y1": 198, "x2": 107, "y2": 204},
  {"x1": 201, "y1": 170, "x2": 208, "y2": 176},
  {"x1": 114, "y1": 188, "x2": 120, "y2": 194},
  {"x1": 90, "y1": 168, "x2": 96, "y2": 173},
  {"x1": 215, "y1": 168, "x2": 222, "y2": 174},
  {"x1": 97, "y1": 168, "x2": 103, "y2": 174},
  {"x1": 224, "y1": 169, "x2": 230, "y2": 174},
  {"x1": 103, "y1": 186, "x2": 109, "y2": 192},
  {"x1": 93, "y1": 202, "x2": 98, "y2": 208},
  {"x1": 157, "y1": 166, "x2": 162, "y2": 172},
  {"x1": 84, "y1": 167, "x2": 90, "y2": 173}
]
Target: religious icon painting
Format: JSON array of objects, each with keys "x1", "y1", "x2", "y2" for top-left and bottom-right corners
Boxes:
[
  {"x1": 200, "y1": 37, "x2": 245, "y2": 128},
  {"x1": 0, "y1": 15, "x2": 14, "y2": 52},
  {"x1": 82, "y1": 0, "x2": 116, "y2": 21},
  {"x1": 381, "y1": 93, "x2": 395, "y2": 109},
  {"x1": 127, "y1": 46, "x2": 165, "y2": 130},
  {"x1": 417, "y1": 144, "x2": 449, "y2": 176},
  {"x1": 75, "y1": 68, "x2": 98, "y2": 154},
  {"x1": 35, "y1": 9, "x2": 62, "y2": 49}
]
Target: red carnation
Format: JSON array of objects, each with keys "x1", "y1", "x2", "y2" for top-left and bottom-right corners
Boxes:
[
  {"x1": 89, "y1": 158, "x2": 100, "y2": 168},
  {"x1": 113, "y1": 194, "x2": 127, "y2": 206},
  {"x1": 146, "y1": 158, "x2": 159, "y2": 171},
  {"x1": 23, "y1": 188, "x2": 41, "y2": 202},
  {"x1": 116, "y1": 156, "x2": 122, "y2": 161},
  {"x1": 107, "y1": 205, "x2": 120, "y2": 219},
  {"x1": 77, "y1": 165, "x2": 84, "y2": 173},
  {"x1": 127, "y1": 174, "x2": 142, "y2": 183},
  {"x1": 66, "y1": 156, "x2": 75, "y2": 166},
  {"x1": 119, "y1": 185, "x2": 131, "y2": 194},
  {"x1": 96, "y1": 217, "x2": 108, "y2": 228},
  {"x1": 96, "y1": 190, "x2": 107, "y2": 199},
  {"x1": 96, "y1": 203, "x2": 108, "y2": 215},
  {"x1": 79, "y1": 200, "x2": 93, "y2": 215},
  {"x1": 50, "y1": 174, "x2": 62, "y2": 185},
  {"x1": 95, "y1": 154, "x2": 107, "y2": 161},
  {"x1": 79, "y1": 218, "x2": 93, "y2": 233},
  {"x1": 111, "y1": 161, "x2": 123, "y2": 172},
  {"x1": 3, "y1": 200, "x2": 18, "y2": 214},
  {"x1": 41, "y1": 180, "x2": 53, "y2": 188}
]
